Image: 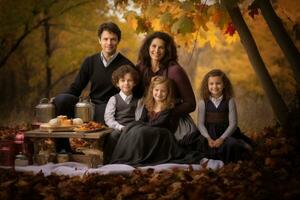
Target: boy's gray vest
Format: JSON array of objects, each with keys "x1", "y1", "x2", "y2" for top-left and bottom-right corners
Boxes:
[{"x1": 114, "y1": 94, "x2": 138, "y2": 126}]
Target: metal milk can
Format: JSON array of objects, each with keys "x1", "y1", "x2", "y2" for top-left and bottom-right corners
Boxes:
[
  {"x1": 35, "y1": 98, "x2": 55, "y2": 123},
  {"x1": 75, "y1": 98, "x2": 94, "y2": 122}
]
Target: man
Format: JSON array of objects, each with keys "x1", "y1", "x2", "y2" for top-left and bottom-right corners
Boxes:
[{"x1": 54, "y1": 22, "x2": 134, "y2": 152}]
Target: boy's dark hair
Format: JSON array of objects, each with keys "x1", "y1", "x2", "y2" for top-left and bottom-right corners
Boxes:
[
  {"x1": 112, "y1": 65, "x2": 140, "y2": 87},
  {"x1": 97, "y1": 22, "x2": 121, "y2": 41}
]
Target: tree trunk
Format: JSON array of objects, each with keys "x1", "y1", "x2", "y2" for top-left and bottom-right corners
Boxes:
[
  {"x1": 43, "y1": 11, "x2": 52, "y2": 99},
  {"x1": 256, "y1": 0, "x2": 300, "y2": 86},
  {"x1": 0, "y1": 0, "x2": 93, "y2": 69},
  {"x1": 225, "y1": 4, "x2": 289, "y2": 126}
]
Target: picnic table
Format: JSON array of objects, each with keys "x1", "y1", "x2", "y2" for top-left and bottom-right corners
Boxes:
[{"x1": 24, "y1": 128, "x2": 113, "y2": 167}]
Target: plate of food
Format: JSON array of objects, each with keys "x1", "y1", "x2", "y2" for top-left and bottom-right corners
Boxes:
[
  {"x1": 74, "y1": 121, "x2": 107, "y2": 133},
  {"x1": 39, "y1": 115, "x2": 84, "y2": 132}
]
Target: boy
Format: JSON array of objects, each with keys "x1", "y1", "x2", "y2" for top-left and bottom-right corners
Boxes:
[{"x1": 103, "y1": 65, "x2": 141, "y2": 163}]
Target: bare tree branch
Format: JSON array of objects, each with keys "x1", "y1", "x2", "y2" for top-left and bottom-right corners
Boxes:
[
  {"x1": 0, "y1": 16, "x2": 51, "y2": 68},
  {"x1": 0, "y1": 0, "x2": 95, "y2": 69},
  {"x1": 54, "y1": 0, "x2": 95, "y2": 18}
]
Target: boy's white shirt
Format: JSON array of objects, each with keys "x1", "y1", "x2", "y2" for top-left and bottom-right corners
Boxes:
[
  {"x1": 119, "y1": 91, "x2": 133, "y2": 104},
  {"x1": 197, "y1": 96, "x2": 237, "y2": 140},
  {"x1": 104, "y1": 91, "x2": 143, "y2": 131}
]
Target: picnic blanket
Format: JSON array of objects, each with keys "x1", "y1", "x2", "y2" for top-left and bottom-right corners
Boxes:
[{"x1": 13, "y1": 158, "x2": 224, "y2": 177}]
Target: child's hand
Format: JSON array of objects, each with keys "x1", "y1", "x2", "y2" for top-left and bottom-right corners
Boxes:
[
  {"x1": 214, "y1": 138, "x2": 224, "y2": 148},
  {"x1": 207, "y1": 138, "x2": 215, "y2": 148}
]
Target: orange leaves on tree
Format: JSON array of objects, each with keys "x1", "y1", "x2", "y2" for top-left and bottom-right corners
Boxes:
[
  {"x1": 151, "y1": 18, "x2": 163, "y2": 31},
  {"x1": 212, "y1": 9, "x2": 222, "y2": 26},
  {"x1": 181, "y1": 1, "x2": 196, "y2": 13},
  {"x1": 120, "y1": 0, "x2": 239, "y2": 48},
  {"x1": 195, "y1": 3, "x2": 207, "y2": 12},
  {"x1": 124, "y1": 11, "x2": 138, "y2": 30},
  {"x1": 158, "y1": 1, "x2": 182, "y2": 19},
  {"x1": 193, "y1": 13, "x2": 209, "y2": 32}
]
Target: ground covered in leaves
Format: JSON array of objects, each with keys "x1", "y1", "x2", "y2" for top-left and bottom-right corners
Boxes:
[{"x1": 1, "y1": 127, "x2": 300, "y2": 200}]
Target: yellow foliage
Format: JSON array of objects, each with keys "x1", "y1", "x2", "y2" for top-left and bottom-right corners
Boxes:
[
  {"x1": 151, "y1": 18, "x2": 162, "y2": 31},
  {"x1": 158, "y1": 1, "x2": 182, "y2": 19},
  {"x1": 144, "y1": 4, "x2": 160, "y2": 18},
  {"x1": 193, "y1": 13, "x2": 209, "y2": 32},
  {"x1": 197, "y1": 30, "x2": 209, "y2": 48},
  {"x1": 158, "y1": 2, "x2": 175, "y2": 13},
  {"x1": 224, "y1": 32, "x2": 239, "y2": 44},
  {"x1": 174, "y1": 33, "x2": 195, "y2": 50},
  {"x1": 205, "y1": 22, "x2": 220, "y2": 48},
  {"x1": 124, "y1": 11, "x2": 138, "y2": 30}
]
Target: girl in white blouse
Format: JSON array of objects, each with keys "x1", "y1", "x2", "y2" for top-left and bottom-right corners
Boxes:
[{"x1": 198, "y1": 69, "x2": 253, "y2": 163}]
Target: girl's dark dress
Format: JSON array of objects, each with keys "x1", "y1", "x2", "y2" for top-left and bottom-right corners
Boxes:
[
  {"x1": 204, "y1": 99, "x2": 251, "y2": 163},
  {"x1": 109, "y1": 108, "x2": 203, "y2": 166}
]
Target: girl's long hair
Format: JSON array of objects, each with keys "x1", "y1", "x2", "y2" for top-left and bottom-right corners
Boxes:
[
  {"x1": 144, "y1": 76, "x2": 175, "y2": 112},
  {"x1": 200, "y1": 69, "x2": 234, "y2": 101}
]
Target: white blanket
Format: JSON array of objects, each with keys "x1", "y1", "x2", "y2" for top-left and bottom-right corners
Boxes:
[{"x1": 14, "y1": 158, "x2": 224, "y2": 177}]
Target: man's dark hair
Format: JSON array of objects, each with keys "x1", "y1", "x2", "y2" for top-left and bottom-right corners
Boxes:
[{"x1": 97, "y1": 22, "x2": 121, "y2": 41}]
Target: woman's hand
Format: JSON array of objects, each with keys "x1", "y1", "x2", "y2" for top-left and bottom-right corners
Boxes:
[{"x1": 214, "y1": 138, "x2": 224, "y2": 148}]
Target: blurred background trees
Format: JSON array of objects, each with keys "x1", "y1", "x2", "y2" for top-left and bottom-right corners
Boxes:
[
  {"x1": 0, "y1": 0, "x2": 140, "y2": 125},
  {"x1": 0, "y1": 0, "x2": 299, "y2": 134}
]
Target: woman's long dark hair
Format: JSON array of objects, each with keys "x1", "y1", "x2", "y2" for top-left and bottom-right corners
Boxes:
[{"x1": 137, "y1": 31, "x2": 178, "y2": 70}]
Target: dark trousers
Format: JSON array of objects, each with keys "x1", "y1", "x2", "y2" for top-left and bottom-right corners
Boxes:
[{"x1": 53, "y1": 93, "x2": 107, "y2": 152}]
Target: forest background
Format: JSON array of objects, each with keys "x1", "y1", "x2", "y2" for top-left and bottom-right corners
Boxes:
[{"x1": 0, "y1": 0, "x2": 299, "y2": 134}]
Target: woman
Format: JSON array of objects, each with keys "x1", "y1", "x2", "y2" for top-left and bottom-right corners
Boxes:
[
  {"x1": 137, "y1": 32, "x2": 199, "y2": 145},
  {"x1": 137, "y1": 31, "x2": 196, "y2": 132}
]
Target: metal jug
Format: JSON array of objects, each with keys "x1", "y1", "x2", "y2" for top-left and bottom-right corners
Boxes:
[
  {"x1": 35, "y1": 98, "x2": 55, "y2": 123},
  {"x1": 75, "y1": 98, "x2": 94, "y2": 122}
]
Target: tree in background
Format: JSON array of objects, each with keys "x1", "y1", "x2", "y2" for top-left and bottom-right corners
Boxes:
[
  {"x1": 0, "y1": 0, "x2": 140, "y2": 125},
  {"x1": 256, "y1": 0, "x2": 300, "y2": 85},
  {"x1": 111, "y1": 0, "x2": 300, "y2": 131}
]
